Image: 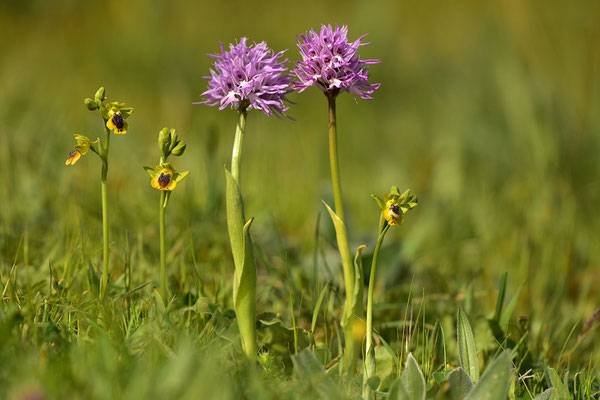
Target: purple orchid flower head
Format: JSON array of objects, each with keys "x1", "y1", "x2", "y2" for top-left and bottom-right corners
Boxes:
[
  {"x1": 196, "y1": 37, "x2": 292, "y2": 117},
  {"x1": 293, "y1": 24, "x2": 380, "y2": 100}
]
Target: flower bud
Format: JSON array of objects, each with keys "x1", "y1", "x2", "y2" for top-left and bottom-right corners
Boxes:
[
  {"x1": 158, "y1": 127, "x2": 171, "y2": 158},
  {"x1": 169, "y1": 129, "x2": 178, "y2": 150},
  {"x1": 171, "y1": 140, "x2": 186, "y2": 156},
  {"x1": 94, "y1": 87, "x2": 106, "y2": 102},
  {"x1": 84, "y1": 98, "x2": 98, "y2": 111}
]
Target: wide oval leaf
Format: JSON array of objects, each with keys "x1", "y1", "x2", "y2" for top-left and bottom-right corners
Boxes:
[
  {"x1": 400, "y1": 353, "x2": 426, "y2": 400},
  {"x1": 465, "y1": 350, "x2": 512, "y2": 400},
  {"x1": 457, "y1": 307, "x2": 480, "y2": 383},
  {"x1": 448, "y1": 367, "x2": 474, "y2": 399}
]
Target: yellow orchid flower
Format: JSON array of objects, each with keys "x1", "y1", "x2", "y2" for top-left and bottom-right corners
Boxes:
[
  {"x1": 144, "y1": 163, "x2": 189, "y2": 191},
  {"x1": 106, "y1": 107, "x2": 128, "y2": 134},
  {"x1": 65, "y1": 134, "x2": 95, "y2": 165},
  {"x1": 383, "y1": 199, "x2": 403, "y2": 226},
  {"x1": 372, "y1": 186, "x2": 418, "y2": 227}
]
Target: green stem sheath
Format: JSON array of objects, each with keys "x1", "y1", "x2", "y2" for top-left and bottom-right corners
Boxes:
[
  {"x1": 99, "y1": 126, "x2": 111, "y2": 299},
  {"x1": 159, "y1": 190, "x2": 167, "y2": 303}
]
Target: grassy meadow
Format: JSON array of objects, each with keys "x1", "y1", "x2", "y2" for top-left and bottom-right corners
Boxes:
[{"x1": 1, "y1": 0, "x2": 600, "y2": 398}]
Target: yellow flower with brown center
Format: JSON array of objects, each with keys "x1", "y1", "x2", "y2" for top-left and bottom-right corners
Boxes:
[
  {"x1": 383, "y1": 199, "x2": 403, "y2": 226},
  {"x1": 106, "y1": 107, "x2": 128, "y2": 134},
  {"x1": 144, "y1": 163, "x2": 189, "y2": 191},
  {"x1": 65, "y1": 134, "x2": 95, "y2": 165},
  {"x1": 372, "y1": 186, "x2": 418, "y2": 227},
  {"x1": 152, "y1": 166, "x2": 176, "y2": 191},
  {"x1": 65, "y1": 148, "x2": 82, "y2": 165}
]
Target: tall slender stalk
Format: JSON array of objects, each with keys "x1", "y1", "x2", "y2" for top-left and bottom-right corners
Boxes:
[
  {"x1": 365, "y1": 222, "x2": 389, "y2": 358},
  {"x1": 227, "y1": 108, "x2": 257, "y2": 358},
  {"x1": 229, "y1": 109, "x2": 247, "y2": 272},
  {"x1": 99, "y1": 126, "x2": 111, "y2": 298},
  {"x1": 159, "y1": 191, "x2": 167, "y2": 302},
  {"x1": 328, "y1": 94, "x2": 345, "y2": 222},
  {"x1": 231, "y1": 109, "x2": 246, "y2": 184},
  {"x1": 362, "y1": 221, "x2": 390, "y2": 399},
  {"x1": 327, "y1": 93, "x2": 360, "y2": 374}
]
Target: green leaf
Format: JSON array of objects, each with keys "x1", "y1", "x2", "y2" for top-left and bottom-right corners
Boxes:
[
  {"x1": 87, "y1": 262, "x2": 99, "y2": 297},
  {"x1": 173, "y1": 170, "x2": 190, "y2": 183},
  {"x1": 457, "y1": 307, "x2": 480, "y2": 383},
  {"x1": 432, "y1": 320, "x2": 447, "y2": 368},
  {"x1": 352, "y1": 244, "x2": 366, "y2": 321},
  {"x1": 400, "y1": 353, "x2": 426, "y2": 400},
  {"x1": 375, "y1": 346, "x2": 396, "y2": 391},
  {"x1": 433, "y1": 370, "x2": 452, "y2": 383},
  {"x1": 371, "y1": 194, "x2": 385, "y2": 209},
  {"x1": 494, "y1": 272, "x2": 508, "y2": 323},
  {"x1": 563, "y1": 371, "x2": 570, "y2": 399},
  {"x1": 547, "y1": 367, "x2": 568, "y2": 399},
  {"x1": 234, "y1": 217, "x2": 257, "y2": 354},
  {"x1": 398, "y1": 189, "x2": 418, "y2": 213},
  {"x1": 322, "y1": 200, "x2": 355, "y2": 327},
  {"x1": 533, "y1": 388, "x2": 556, "y2": 400},
  {"x1": 465, "y1": 350, "x2": 512, "y2": 400},
  {"x1": 153, "y1": 288, "x2": 167, "y2": 314},
  {"x1": 292, "y1": 348, "x2": 326, "y2": 375},
  {"x1": 235, "y1": 216, "x2": 255, "y2": 305},
  {"x1": 144, "y1": 166, "x2": 159, "y2": 179},
  {"x1": 367, "y1": 376, "x2": 381, "y2": 390},
  {"x1": 388, "y1": 378, "x2": 410, "y2": 400},
  {"x1": 448, "y1": 367, "x2": 474, "y2": 399},
  {"x1": 291, "y1": 349, "x2": 337, "y2": 399},
  {"x1": 311, "y1": 283, "x2": 329, "y2": 334},
  {"x1": 226, "y1": 166, "x2": 246, "y2": 272},
  {"x1": 225, "y1": 166, "x2": 257, "y2": 357},
  {"x1": 500, "y1": 281, "x2": 525, "y2": 331},
  {"x1": 120, "y1": 107, "x2": 134, "y2": 119},
  {"x1": 377, "y1": 333, "x2": 402, "y2": 367},
  {"x1": 258, "y1": 312, "x2": 293, "y2": 330}
]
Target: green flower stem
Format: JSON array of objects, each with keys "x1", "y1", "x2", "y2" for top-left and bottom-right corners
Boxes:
[
  {"x1": 363, "y1": 221, "x2": 390, "y2": 400},
  {"x1": 365, "y1": 222, "x2": 390, "y2": 360},
  {"x1": 159, "y1": 190, "x2": 167, "y2": 303},
  {"x1": 327, "y1": 94, "x2": 345, "y2": 222},
  {"x1": 327, "y1": 93, "x2": 359, "y2": 374},
  {"x1": 99, "y1": 125, "x2": 111, "y2": 298},
  {"x1": 231, "y1": 109, "x2": 247, "y2": 184},
  {"x1": 227, "y1": 108, "x2": 257, "y2": 358}
]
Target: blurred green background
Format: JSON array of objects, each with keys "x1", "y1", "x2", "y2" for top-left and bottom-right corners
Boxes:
[{"x1": 1, "y1": 0, "x2": 600, "y2": 378}]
